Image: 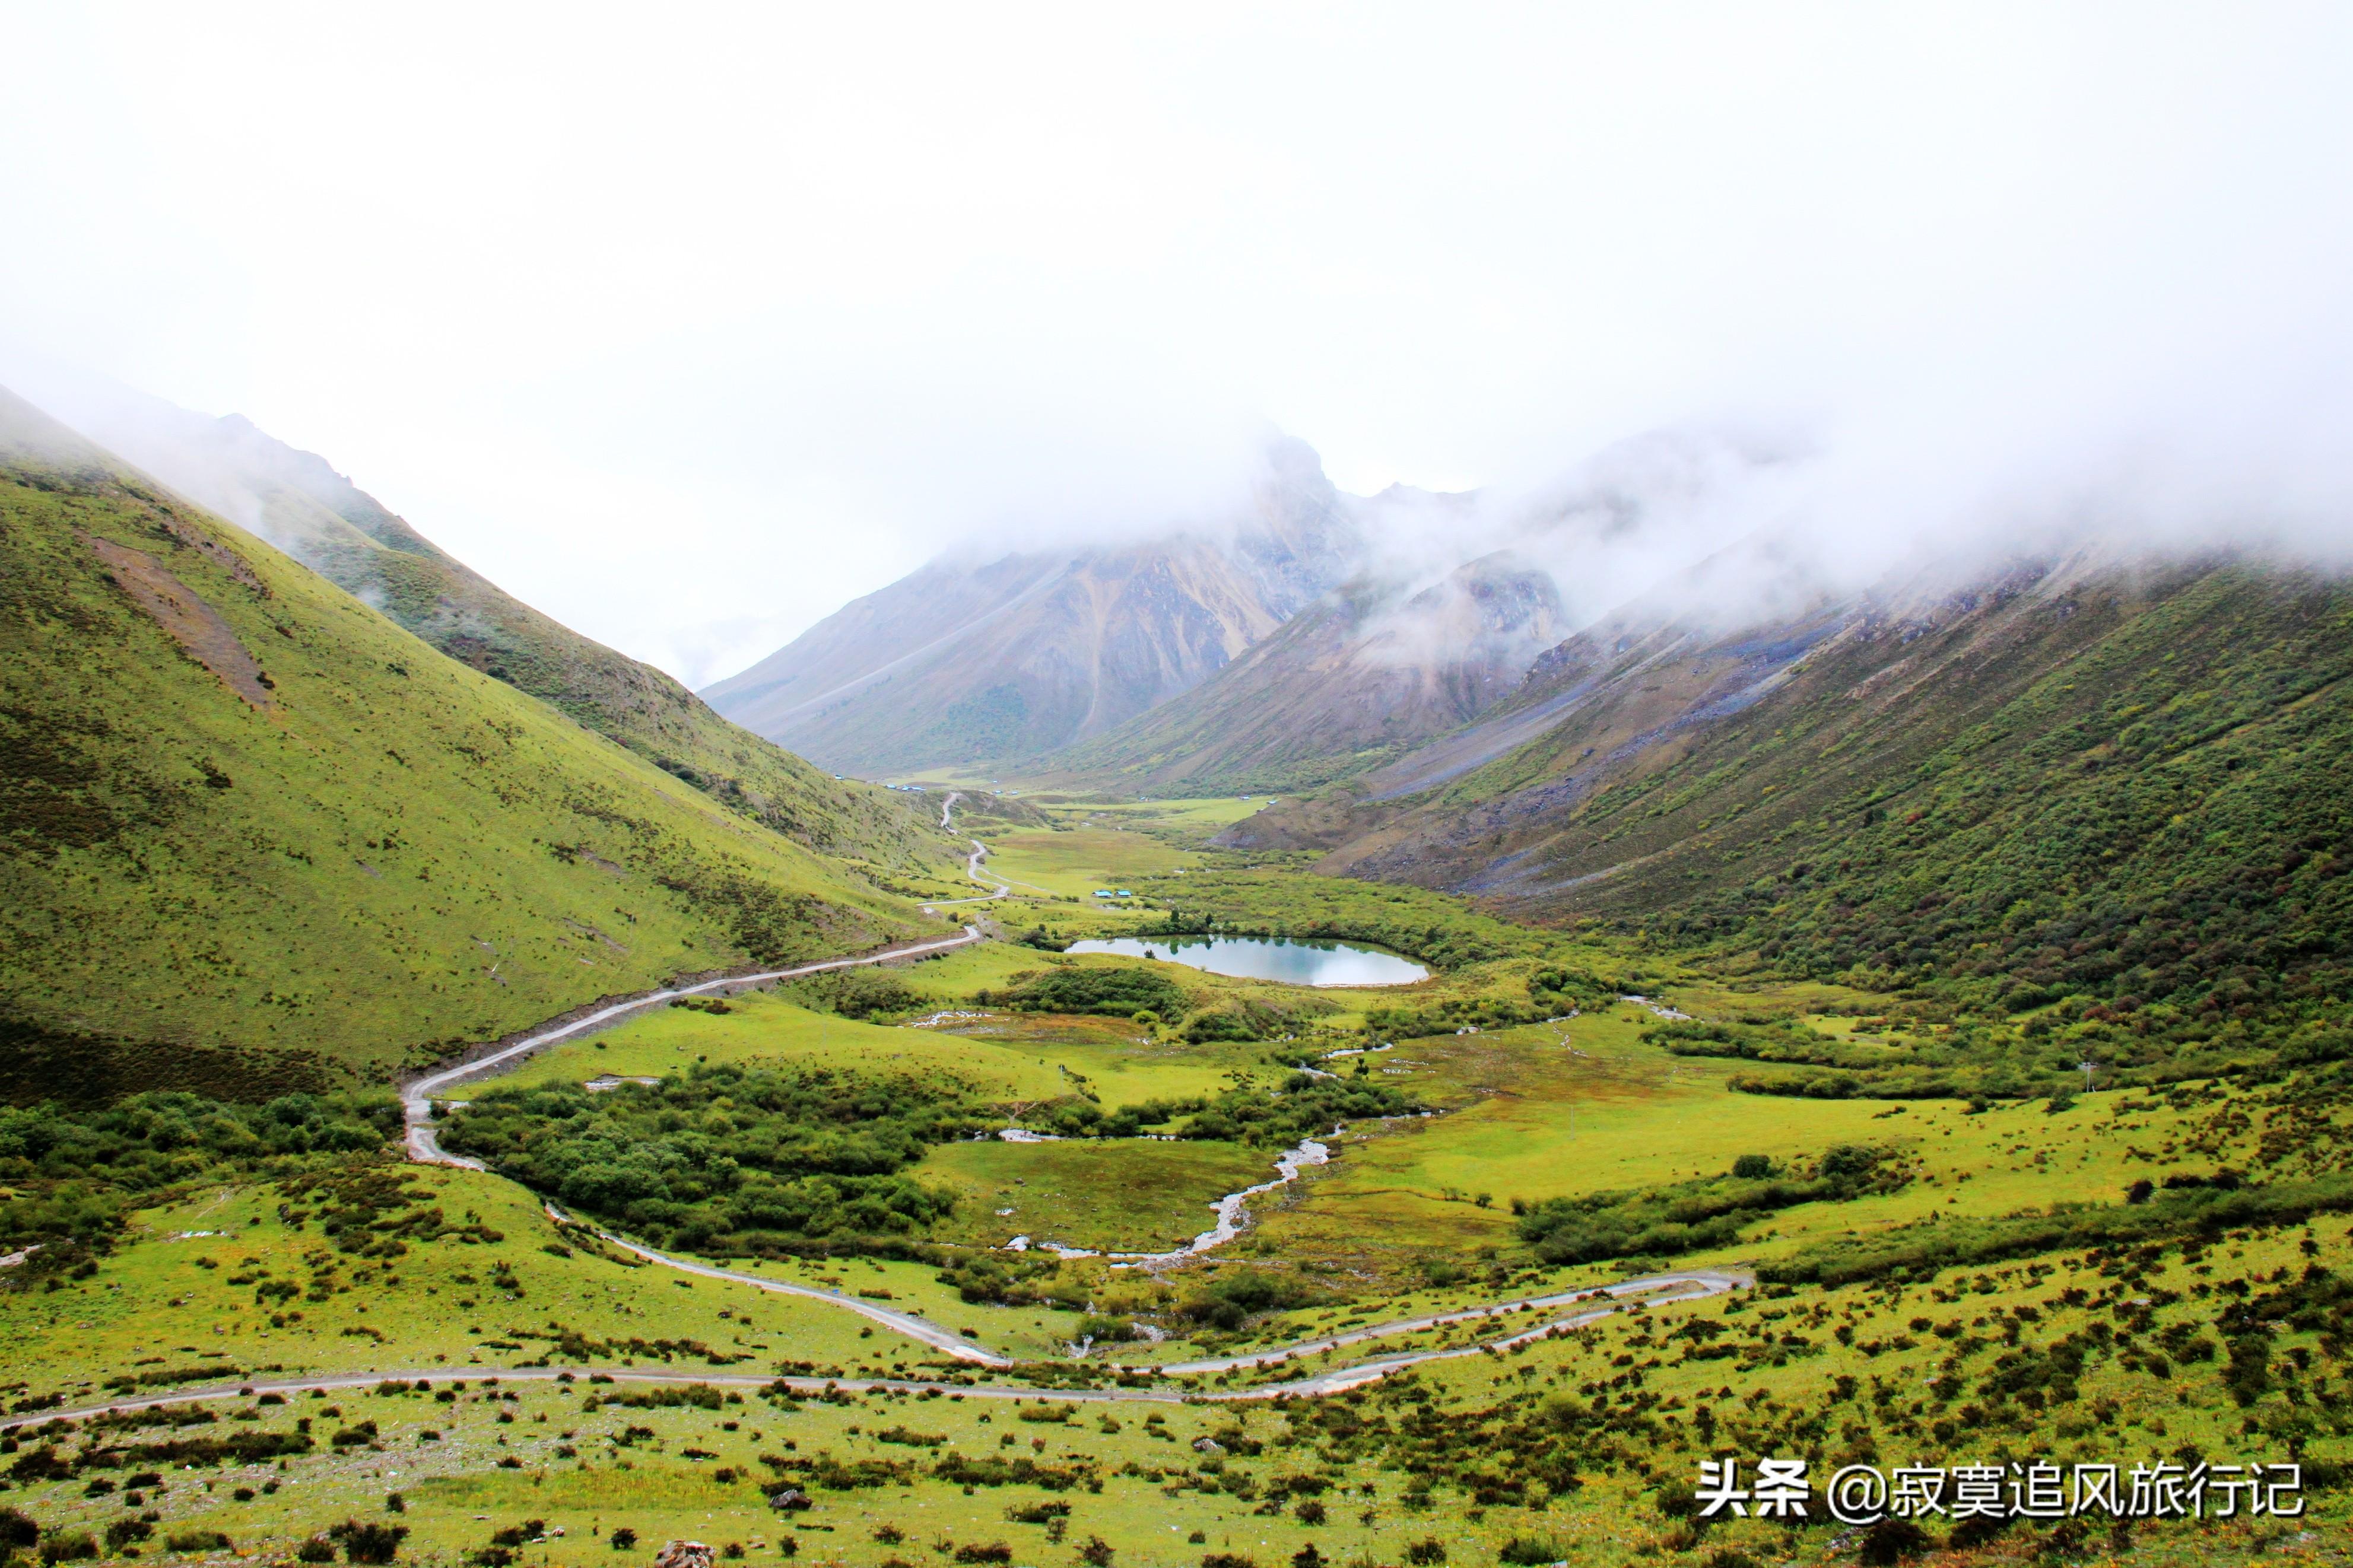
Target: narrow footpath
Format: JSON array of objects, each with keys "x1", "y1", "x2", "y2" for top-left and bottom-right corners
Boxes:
[{"x1": 920, "y1": 792, "x2": 1018, "y2": 908}]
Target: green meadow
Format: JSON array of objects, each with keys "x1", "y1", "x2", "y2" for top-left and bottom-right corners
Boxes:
[
  {"x1": 8, "y1": 788, "x2": 2352, "y2": 1567},
  {"x1": 471, "y1": 990, "x2": 1067, "y2": 1105},
  {"x1": 6, "y1": 1209, "x2": 2343, "y2": 1568},
  {"x1": 915, "y1": 1138, "x2": 1275, "y2": 1254}
]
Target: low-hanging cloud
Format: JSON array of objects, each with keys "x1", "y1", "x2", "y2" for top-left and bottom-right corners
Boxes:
[{"x1": 2, "y1": 9, "x2": 2349, "y2": 685}]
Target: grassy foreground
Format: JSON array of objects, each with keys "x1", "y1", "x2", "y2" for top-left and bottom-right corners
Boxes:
[{"x1": 6, "y1": 788, "x2": 2349, "y2": 1566}]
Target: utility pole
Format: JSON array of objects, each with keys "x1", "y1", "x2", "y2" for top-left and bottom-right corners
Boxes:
[{"x1": 2078, "y1": 1060, "x2": 2098, "y2": 1094}]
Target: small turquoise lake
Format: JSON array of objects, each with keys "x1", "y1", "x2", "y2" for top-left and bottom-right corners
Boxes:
[{"x1": 1063, "y1": 935, "x2": 1429, "y2": 987}]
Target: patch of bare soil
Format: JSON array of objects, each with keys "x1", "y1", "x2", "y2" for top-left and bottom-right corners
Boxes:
[{"x1": 85, "y1": 533, "x2": 274, "y2": 707}]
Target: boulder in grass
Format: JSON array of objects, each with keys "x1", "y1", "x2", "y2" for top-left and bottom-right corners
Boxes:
[
  {"x1": 654, "y1": 1542, "x2": 716, "y2": 1568},
  {"x1": 766, "y1": 1489, "x2": 812, "y2": 1513}
]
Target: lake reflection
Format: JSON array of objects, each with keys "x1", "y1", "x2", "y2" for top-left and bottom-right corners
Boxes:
[{"x1": 1063, "y1": 935, "x2": 1428, "y2": 987}]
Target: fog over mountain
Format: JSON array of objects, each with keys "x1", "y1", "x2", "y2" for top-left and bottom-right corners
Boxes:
[{"x1": 7, "y1": 9, "x2": 2351, "y2": 689}]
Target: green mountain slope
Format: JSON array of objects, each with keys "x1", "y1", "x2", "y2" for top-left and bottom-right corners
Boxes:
[
  {"x1": 0, "y1": 387, "x2": 937, "y2": 1103},
  {"x1": 1244, "y1": 550, "x2": 2353, "y2": 1025},
  {"x1": 37, "y1": 387, "x2": 941, "y2": 865}
]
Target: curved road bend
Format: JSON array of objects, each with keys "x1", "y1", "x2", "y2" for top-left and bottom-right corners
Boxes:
[
  {"x1": 920, "y1": 841, "x2": 1008, "y2": 908},
  {"x1": 545, "y1": 1204, "x2": 1012, "y2": 1368},
  {"x1": 507, "y1": 1196, "x2": 1741, "y2": 1394},
  {"x1": 920, "y1": 794, "x2": 1017, "y2": 909},
  {"x1": 1174, "y1": 1269, "x2": 1748, "y2": 1395},
  {"x1": 2, "y1": 1268, "x2": 1747, "y2": 1430},
  {"x1": 402, "y1": 925, "x2": 985, "y2": 1165},
  {"x1": 1160, "y1": 1269, "x2": 1746, "y2": 1377}
]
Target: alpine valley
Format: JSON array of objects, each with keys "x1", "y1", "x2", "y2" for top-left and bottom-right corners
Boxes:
[{"x1": 4, "y1": 385, "x2": 2350, "y2": 1568}]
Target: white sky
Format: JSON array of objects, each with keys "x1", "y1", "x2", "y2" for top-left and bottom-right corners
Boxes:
[{"x1": 6, "y1": 5, "x2": 2351, "y2": 684}]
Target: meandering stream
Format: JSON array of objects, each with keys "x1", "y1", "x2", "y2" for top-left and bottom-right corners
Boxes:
[{"x1": 1004, "y1": 1136, "x2": 1331, "y2": 1263}]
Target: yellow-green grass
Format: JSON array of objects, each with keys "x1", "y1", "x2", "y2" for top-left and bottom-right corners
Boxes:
[
  {"x1": 0, "y1": 1171, "x2": 888, "y2": 1398},
  {"x1": 1249, "y1": 1006, "x2": 2241, "y2": 1284},
  {"x1": 0, "y1": 395, "x2": 930, "y2": 1082},
  {"x1": 0, "y1": 1364, "x2": 1412, "y2": 1566},
  {"x1": 473, "y1": 991, "x2": 1067, "y2": 1104},
  {"x1": 979, "y1": 824, "x2": 1203, "y2": 900},
  {"x1": 465, "y1": 939, "x2": 1269, "y2": 1108},
  {"x1": 914, "y1": 1011, "x2": 1256, "y2": 1108},
  {"x1": 8, "y1": 1220, "x2": 2340, "y2": 1566},
  {"x1": 0, "y1": 1164, "x2": 1120, "y2": 1396},
  {"x1": 913, "y1": 1138, "x2": 1276, "y2": 1253},
  {"x1": 866, "y1": 940, "x2": 1064, "y2": 998},
  {"x1": 1070, "y1": 795, "x2": 1275, "y2": 846}
]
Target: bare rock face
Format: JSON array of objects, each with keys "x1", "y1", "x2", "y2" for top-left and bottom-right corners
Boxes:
[
  {"x1": 703, "y1": 438, "x2": 1363, "y2": 775},
  {"x1": 653, "y1": 1542, "x2": 715, "y2": 1568}
]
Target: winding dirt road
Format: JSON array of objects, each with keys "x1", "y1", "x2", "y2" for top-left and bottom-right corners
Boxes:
[
  {"x1": 917, "y1": 792, "x2": 1012, "y2": 909},
  {"x1": 382, "y1": 839, "x2": 1749, "y2": 1404},
  {"x1": 547, "y1": 1204, "x2": 1012, "y2": 1367},
  {"x1": 1, "y1": 1266, "x2": 1746, "y2": 1430},
  {"x1": 1157, "y1": 1268, "x2": 1747, "y2": 1391},
  {"x1": 402, "y1": 925, "x2": 984, "y2": 1165}
]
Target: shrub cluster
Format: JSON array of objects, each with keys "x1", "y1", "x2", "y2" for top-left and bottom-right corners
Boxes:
[
  {"x1": 441, "y1": 1063, "x2": 973, "y2": 1252},
  {"x1": 973, "y1": 965, "x2": 1190, "y2": 1020},
  {"x1": 1516, "y1": 1146, "x2": 1909, "y2": 1266}
]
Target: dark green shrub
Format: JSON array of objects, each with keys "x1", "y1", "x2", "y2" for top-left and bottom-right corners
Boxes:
[
  {"x1": 1857, "y1": 1518, "x2": 1932, "y2": 1565},
  {"x1": 0, "y1": 1509, "x2": 37, "y2": 1553},
  {"x1": 326, "y1": 1520, "x2": 408, "y2": 1564},
  {"x1": 987, "y1": 966, "x2": 1188, "y2": 1019}
]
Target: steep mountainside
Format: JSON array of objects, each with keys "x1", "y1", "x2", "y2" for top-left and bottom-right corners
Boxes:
[
  {"x1": 1234, "y1": 548, "x2": 2353, "y2": 1020},
  {"x1": 34, "y1": 386, "x2": 941, "y2": 867},
  {"x1": 1043, "y1": 551, "x2": 1564, "y2": 795},
  {"x1": 0, "y1": 386, "x2": 934, "y2": 1103},
  {"x1": 703, "y1": 440, "x2": 1361, "y2": 774}
]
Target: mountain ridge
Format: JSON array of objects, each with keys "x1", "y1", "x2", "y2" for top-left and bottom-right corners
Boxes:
[
  {"x1": 25, "y1": 381, "x2": 945, "y2": 868},
  {"x1": 703, "y1": 439, "x2": 1364, "y2": 775},
  {"x1": 1036, "y1": 549, "x2": 1567, "y2": 796},
  {"x1": 0, "y1": 384, "x2": 935, "y2": 1102},
  {"x1": 1223, "y1": 543, "x2": 2353, "y2": 1020}
]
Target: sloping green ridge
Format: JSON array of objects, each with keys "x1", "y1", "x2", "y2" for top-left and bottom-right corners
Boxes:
[
  {"x1": 1364, "y1": 561, "x2": 2353, "y2": 1023},
  {"x1": 81, "y1": 399, "x2": 941, "y2": 866},
  {"x1": 1638, "y1": 568, "x2": 2353, "y2": 1017},
  {"x1": 0, "y1": 387, "x2": 933, "y2": 1101}
]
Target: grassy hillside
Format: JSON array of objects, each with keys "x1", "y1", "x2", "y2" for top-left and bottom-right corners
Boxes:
[
  {"x1": 1255, "y1": 553, "x2": 2353, "y2": 1049},
  {"x1": 0, "y1": 387, "x2": 936, "y2": 1101},
  {"x1": 40, "y1": 388, "x2": 944, "y2": 867}
]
